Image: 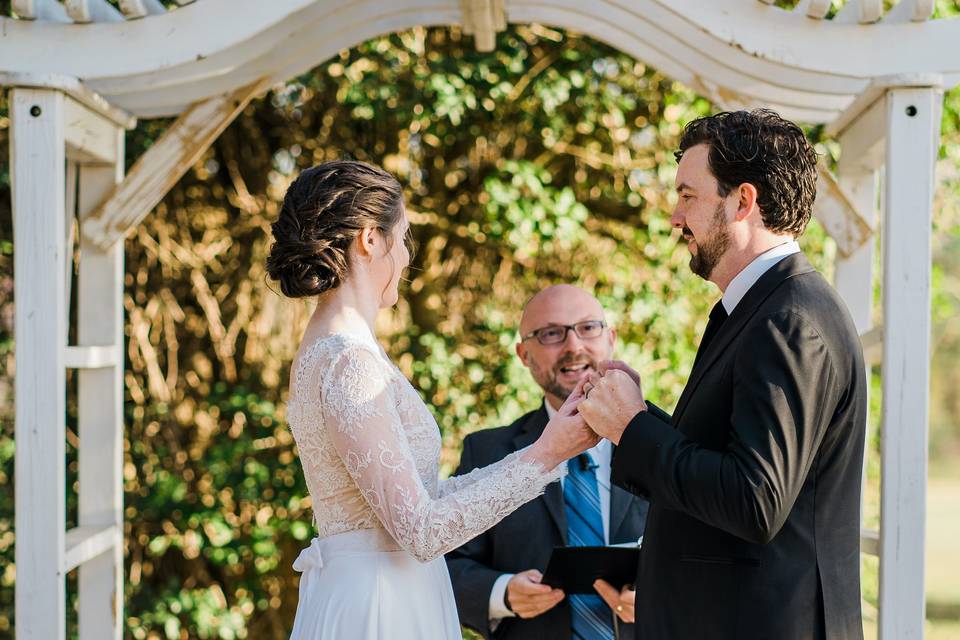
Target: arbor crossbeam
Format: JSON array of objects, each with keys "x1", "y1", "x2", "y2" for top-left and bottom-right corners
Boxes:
[{"x1": 82, "y1": 79, "x2": 268, "y2": 250}]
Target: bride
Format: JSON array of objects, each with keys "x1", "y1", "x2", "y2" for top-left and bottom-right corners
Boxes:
[{"x1": 266, "y1": 160, "x2": 598, "y2": 639}]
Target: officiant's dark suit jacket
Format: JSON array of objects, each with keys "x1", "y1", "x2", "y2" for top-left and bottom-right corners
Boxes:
[
  {"x1": 447, "y1": 405, "x2": 649, "y2": 640},
  {"x1": 611, "y1": 253, "x2": 866, "y2": 640}
]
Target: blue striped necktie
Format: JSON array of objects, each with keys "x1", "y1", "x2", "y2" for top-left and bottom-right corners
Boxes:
[{"x1": 564, "y1": 453, "x2": 615, "y2": 640}]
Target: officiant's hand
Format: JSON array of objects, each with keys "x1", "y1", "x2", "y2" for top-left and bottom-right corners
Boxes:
[
  {"x1": 506, "y1": 569, "x2": 565, "y2": 618},
  {"x1": 578, "y1": 369, "x2": 646, "y2": 445},
  {"x1": 593, "y1": 579, "x2": 636, "y2": 623}
]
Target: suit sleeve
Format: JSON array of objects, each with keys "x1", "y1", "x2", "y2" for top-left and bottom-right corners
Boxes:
[
  {"x1": 444, "y1": 435, "x2": 505, "y2": 639},
  {"x1": 611, "y1": 311, "x2": 839, "y2": 544}
]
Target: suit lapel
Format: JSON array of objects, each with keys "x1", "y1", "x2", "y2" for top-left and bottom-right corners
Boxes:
[
  {"x1": 672, "y1": 253, "x2": 817, "y2": 424},
  {"x1": 512, "y1": 405, "x2": 568, "y2": 544},
  {"x1": 543, "y1": 483, "x2": 568, "y2": 545}
]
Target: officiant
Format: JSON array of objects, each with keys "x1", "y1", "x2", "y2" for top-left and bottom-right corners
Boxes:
[{"x1": 446, "y1": 285, "x2": 649, "y2": 640}]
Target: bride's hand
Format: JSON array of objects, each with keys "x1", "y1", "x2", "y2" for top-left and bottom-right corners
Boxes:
[
  {"x1": 525, "y1": 379, "x2": 600, "y2": 470},
  {"x1": 557, "y1": 377, "x2": 587, "y2": 416}
]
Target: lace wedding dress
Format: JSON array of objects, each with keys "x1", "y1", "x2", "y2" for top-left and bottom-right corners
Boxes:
[{"x1": 285, "y1": 331, "x2": 565, "y2": 639}]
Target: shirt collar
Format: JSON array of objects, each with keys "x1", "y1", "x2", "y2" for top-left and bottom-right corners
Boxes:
[
  {"x1": 544, "y1": 401, "x2": 558, "y2": 419},
  {"x1": 721, "y1": 241, "x2": 801, "y2": 315}
]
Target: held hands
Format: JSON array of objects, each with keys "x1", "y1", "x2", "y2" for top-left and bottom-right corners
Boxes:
[
  {"x1": 528, "y1": 385, "x2": 600, "y2": 470},
  {"x1": 593, "y1": 579, "x2": 636, "y2": 623},
  {"x1": 598, "y1": 359, "x2": 641, "y2": 387},
  {"x1": 577, "y1": 361, "x2": 647, "y2": 445},
  {"x1": 505, "y1": 569, "x2": 565, "y2": 619}
]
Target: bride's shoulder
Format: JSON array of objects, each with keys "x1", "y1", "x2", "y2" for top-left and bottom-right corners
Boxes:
[
  {"x1": 295, "y1": 332, "x2": 387, "y2": 379},
  {"x1": 288, "y1": 333, "x2": 393, "y2": 421}
]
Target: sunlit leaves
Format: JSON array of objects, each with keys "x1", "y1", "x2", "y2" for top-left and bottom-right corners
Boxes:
[{"x1": 483, "y1": 161, "x2": 588, "y2": 257}]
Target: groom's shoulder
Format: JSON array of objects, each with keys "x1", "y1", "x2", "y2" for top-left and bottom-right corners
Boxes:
[{"x1": 762, "y1": 268, "x2": 855, "y2": 331}]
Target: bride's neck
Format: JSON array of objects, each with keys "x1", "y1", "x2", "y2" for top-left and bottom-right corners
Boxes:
[{"x1": 309, "y1": 277, "x2": 381, "y2": 339}]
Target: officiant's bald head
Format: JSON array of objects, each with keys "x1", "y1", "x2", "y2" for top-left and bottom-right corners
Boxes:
[{"x1": 517, "y1": 285, "x2": 616, "y2": 409}]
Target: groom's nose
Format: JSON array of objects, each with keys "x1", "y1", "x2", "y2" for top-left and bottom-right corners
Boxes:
[{"x1": 670, "y1": 208, "x2": 684, "y2": 229}]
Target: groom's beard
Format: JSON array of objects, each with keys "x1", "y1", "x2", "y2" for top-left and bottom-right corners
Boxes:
[
  {"x1": 531, "y1": 353, "x2": 600, "y2": 401},
  {"x1": 686, "y1": 202, "x2": 730, "y2": 280}
]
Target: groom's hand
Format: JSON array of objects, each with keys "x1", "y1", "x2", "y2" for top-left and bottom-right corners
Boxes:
[
  {"x1": 506, "y1": 569, "x2": 565, "y2": 618},
  {"x1": 598, "y1": 360, "x2": 641, "y2": 387},
  {"x1": 593, "y1": 579, "x2": 636, "y2": 623},
  {"x1": 578, "y1": 369, "x2": 646, "y2": 445}
]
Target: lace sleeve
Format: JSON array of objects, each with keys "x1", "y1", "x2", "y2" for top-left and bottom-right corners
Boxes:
[
  {"x1": 437, "y1": 446, "x2": 553, "y2": 498},
  {"x1": 321, "y1": 344, "x2": 564, "y2": 563}
]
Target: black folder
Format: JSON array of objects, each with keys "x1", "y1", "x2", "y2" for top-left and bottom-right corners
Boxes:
[{"x1": 542, "y1": 544, "x2": 640, "y2": 594}]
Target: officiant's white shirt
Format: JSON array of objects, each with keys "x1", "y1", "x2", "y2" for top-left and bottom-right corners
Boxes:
[{"x1": 488, "y1": 401, "x2": 612, "y2": 622}]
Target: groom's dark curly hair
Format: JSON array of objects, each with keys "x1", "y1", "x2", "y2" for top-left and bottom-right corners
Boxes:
[{"x1": 675, "y1": 109, "x2": 819, "y2": 237}]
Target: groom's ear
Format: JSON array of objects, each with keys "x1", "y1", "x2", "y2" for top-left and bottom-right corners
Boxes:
[{"x1": 734, "y1": 183, "x2": 759, "y2": 222}]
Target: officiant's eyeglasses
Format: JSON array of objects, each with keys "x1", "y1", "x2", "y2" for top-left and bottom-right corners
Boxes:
[{"x1": 522, "y1": 320, "x2": 607, "y2": 345}]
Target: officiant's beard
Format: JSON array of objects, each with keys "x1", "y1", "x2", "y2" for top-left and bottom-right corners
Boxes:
[
  {"x1": 530, "y1": 353, "x2": 600, "y2": 401},
  {"x1": 688, "y1": 202, "x2": 731, "y2": 281},
  {"x1": 543, "y1": 378, "x2": 573, "y2": 402}
]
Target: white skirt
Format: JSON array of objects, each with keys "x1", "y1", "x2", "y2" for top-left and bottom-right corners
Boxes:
[{"x1": 290, "y1": 528, "x2": 462, "y2": 639}]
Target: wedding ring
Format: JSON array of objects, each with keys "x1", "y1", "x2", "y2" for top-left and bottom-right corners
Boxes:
[{"x1": 616, "y1": 605, "x2": 624, "y2": 613}]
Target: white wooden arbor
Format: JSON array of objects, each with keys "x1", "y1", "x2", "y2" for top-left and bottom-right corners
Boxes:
[{"x1": 2, "y1": 0, "x2": 958, "y2": 638}]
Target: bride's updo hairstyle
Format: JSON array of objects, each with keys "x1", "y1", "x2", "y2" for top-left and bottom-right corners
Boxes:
[{"x1": 266, "y1": 160, "x2": 404, "y2": 298}]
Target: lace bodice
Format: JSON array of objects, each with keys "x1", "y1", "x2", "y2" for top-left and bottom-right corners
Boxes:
[{"x1": 285, "y1": 332, "x2": 565, "y2": 563}]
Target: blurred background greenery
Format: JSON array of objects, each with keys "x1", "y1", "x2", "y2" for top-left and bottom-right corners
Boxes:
[{"x1": 0, "y1": 16, "x2": 958, "y2": 640}]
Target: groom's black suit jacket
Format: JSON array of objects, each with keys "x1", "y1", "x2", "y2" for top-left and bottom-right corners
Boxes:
[
  {"x1": 446, "y1": 405, "x2": 649, "y2": 640},
  {"x1": 611, "y1": 253, "x2": 867, "y2": 640}
]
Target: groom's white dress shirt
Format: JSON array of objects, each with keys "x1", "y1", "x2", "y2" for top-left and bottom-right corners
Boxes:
[
  {"x1": 721, "y1": 240, "x2": 801, "y2": 314},
  {"x1": 487, "y1": 401, "x2": 613, "y2": 622}
]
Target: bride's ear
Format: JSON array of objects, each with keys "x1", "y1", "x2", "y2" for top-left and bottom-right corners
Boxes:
[{"x1": 355, "y1": 226, "x2": 379, "y2": 262}]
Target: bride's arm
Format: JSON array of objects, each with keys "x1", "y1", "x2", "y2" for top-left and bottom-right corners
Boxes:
[
  {"x1": 437, "y1": 447, "x2": 544, "y2": 498},
  {"x1": 320, "y1": 344, "x2": 565, "y2": 563}
]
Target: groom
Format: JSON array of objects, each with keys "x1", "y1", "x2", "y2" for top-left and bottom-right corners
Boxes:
[{"x1": 578, "y1": 110, "x2": 867, "y2": 639}]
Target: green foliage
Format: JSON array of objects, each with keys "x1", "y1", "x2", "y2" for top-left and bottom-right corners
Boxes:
[
  {"x1": 483, "y1": 161, "x2": 590, "y2": 257},
  {"x1": 0, "y1": 90, "x2": 12, "y2": 637},
  {"x1": 0, "y1": 22, "x2": 959, "y2": 639},
  {"x1": 930, "y1": 83, "x2": 960, "y2": 471}
]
